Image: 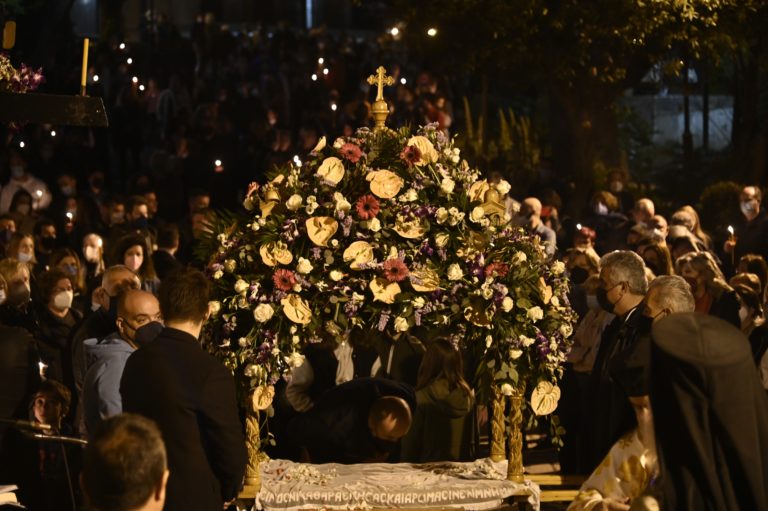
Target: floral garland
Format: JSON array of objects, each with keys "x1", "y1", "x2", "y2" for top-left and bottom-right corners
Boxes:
[
  {"x1": 205, "y1": 123, "x2": 576, "y2": 421},
  {"x1": 0, "y1": 53, "x2": 44, "y2": 93}
]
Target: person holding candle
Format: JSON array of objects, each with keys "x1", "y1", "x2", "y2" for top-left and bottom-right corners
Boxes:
[
  {"x1": 724, "y1": 186, "x2": 768, "y2": 274},
  {"x1": 0, "y1": 149, "x2": 52, "y2": 214}
]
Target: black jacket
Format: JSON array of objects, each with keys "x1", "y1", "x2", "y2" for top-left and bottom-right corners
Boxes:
[
  {"x1": 151, "y1": 249, "x2": 182, "y2": 281},
  {"x1": 120, "y1": 327, "x2": 246, "y2": 511}
]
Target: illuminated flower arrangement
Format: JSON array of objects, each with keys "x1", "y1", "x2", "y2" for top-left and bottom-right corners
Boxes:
[
  {"x1": 0, "y1": 53, "x2": 44, "y2": 93},
  {"x1": 204, "y1": 123, "x2": 576, "y2": 419}
]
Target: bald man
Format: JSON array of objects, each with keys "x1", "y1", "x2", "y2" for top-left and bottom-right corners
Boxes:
[
  {"x1": 82, "y1": 290, "x2": 162, "y2": 435},
  {"x1": 518, "y1": 197, "x2": 557, "y2": 259},
  {"x1": 72, "y1": 265, "x2": 142, "y2": 398}
]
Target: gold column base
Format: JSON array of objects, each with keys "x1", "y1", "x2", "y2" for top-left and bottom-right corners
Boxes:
[
  {"x1": 506, "y1": 393, "x2": 525, "y2": 483},
  {"x1": 489, "y1": 386, "x2": 506, "y2": 462}
]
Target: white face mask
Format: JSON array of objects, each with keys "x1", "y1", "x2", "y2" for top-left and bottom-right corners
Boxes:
[
  {"x1": 17, "y1": 252, "x2": 32, "y2": 263},
  {"x1": 84, "y1": 246, "x2": 100, "y2": 263},
  {"x1": 53, "y1": 290, "x2": 74, "y2": 310},
  {"x1": 594, "y1": 202, "x2": 609, "y2": 216},
  {"x1": 0, "y1": 289, "x2": 6, "y2": 305}
]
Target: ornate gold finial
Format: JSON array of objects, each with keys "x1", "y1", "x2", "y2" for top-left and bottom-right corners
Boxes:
[{"x1": 367, "y1": 66, "x2": 395, "y2": 131}]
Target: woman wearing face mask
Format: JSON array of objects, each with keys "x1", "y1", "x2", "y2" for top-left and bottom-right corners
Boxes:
[
  {"x1": 0, "y1": 259, "x2": 37, "y2": 338},
  {"x1": 585, "y1": 191, "x2": 628, "y2": 255},
  {"x1": 6, "y1": 232, "x2": 37, "y2": 272},
  {"x1": 82, "y1": 233, "x2": 106, "y2": 295},
  {"x1": 675, "y1": 251, "x2": 740, "y2": 327},
  {"x1": 639, "y1": 241, "x2": 674, "y2": 277},
  {"x1": 34, "y1": 270, "x2": 82, "y2": 384},
  {"x1": 113, "y1": 234, "x2": 160, "y2": 295},
  {"x1": 49, "y1": 248, "x2": 88, "y2": 315},
  {"x1": 729, "y1": 272, "x2": 768, "y2": 367},
  {"x1": 559, "y1": 274, "x2": 616, "y2": 473},
  {"x1": 565, "y1": 246, "x2": 600, "y2": 320}
]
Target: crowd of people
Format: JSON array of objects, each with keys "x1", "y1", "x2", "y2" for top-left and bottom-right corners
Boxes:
[{"x1": 0, "y1": 14, "x2": 767, "y2": 511}]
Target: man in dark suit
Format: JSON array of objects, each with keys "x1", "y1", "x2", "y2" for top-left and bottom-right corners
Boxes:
[
  {"x1": 286, "y1": 377, "x2": 415, "y2": 464},
  {"x1": 120, "y1": 269, "x2": 246, "y2": 511},
  {"x1": 151, "y1": 223, "x2": 182, "y2": 280}
]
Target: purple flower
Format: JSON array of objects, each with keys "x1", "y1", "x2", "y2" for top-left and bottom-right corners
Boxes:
[
  {"x1": 311, "y1": 247, "x2": 323, "y2": 260},
  {"x1": 377, "y1": 310, "x2": 391, "y2": 331}
]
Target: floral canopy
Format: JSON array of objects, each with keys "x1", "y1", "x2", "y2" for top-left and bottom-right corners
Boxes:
[{"x1": 204, "y1": 122, "x2": 576, "y2": 426}]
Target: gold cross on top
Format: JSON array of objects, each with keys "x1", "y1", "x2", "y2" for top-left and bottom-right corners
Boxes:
[{"x1": 367, "y1": 66, "x2": 395, "y2": 102}]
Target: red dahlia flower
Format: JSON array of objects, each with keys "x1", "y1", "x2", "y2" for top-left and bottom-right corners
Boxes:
[
  {"x1": 485, "y1": 262, "x2": 509, "y2": 278},
  {"x1": 273, "y1": 269, "x2": 297, "y2": 291},
  {"x1": 400, "y1": 145, "x2": 421, "y2": 167},
  {"x1": 355, "y1": 194, "x2": 380, "y2": 220},
  {"x1": 382, "y1": 258, "x2": 409, "y2": 282},
  {"x1": 340, "y1": 143, "x2": 363, "y2": 163}
]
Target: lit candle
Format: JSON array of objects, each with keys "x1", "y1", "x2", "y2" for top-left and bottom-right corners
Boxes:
[
  {"x1": 38, "y1": 361, "x2": 47, "y2": 379},
  {"x1": 80, "y1": 38, "x2": 89, "y2": 96},
  {"x1": 728, "y1": 225, "x2": 736, "y2": 267},
  {"x1": 727, "y1": 225, "x2": 734, "y2": 240}
]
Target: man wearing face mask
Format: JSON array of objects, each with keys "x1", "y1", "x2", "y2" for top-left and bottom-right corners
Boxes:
[
  {"x1": 569, "y1": 275, "x2": 695, "y2": 511},
  {"x1": 724, "y1": 186, "x2": 768, "y2": 273},
  {"x1": 110, "y1": 196, "x2": 156, "y2": 256},
  {"x1": 82, "y1": 290, "x2": 162, "y2": 435},
  {"x1": 0, "y1": 150, "x2": 52, "y2": 214},
  {"x1": 516, "y1": 197, "x2": 557, "y2": 259},
  {"x1": 0, "y1": 259, "x2": 36, "y2": 335},
  {"x1": 70, "y1": 265, "x2": 141, "y2": 409},
  {"x1": 33, "y1": 220, "x2": 58, "y2": 272},
  {"x1": 582, "y1": 251, "x2": 648, "y2": 472}
]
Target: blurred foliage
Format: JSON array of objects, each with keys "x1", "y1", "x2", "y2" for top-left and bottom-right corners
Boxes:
[
  {"x1": 699, "y1": 180, "x2": 743, "y2": 236},
  {"x1": 459, "y1": 97, "x2": 540, "y2": 195}
]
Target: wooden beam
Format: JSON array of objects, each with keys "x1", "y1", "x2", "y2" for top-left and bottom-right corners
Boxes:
[{"x1": 0, "y1": 92, "x2": 108, "y2": 127}]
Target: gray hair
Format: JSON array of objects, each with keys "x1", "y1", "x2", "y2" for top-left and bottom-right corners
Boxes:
[
  {"x1": 600, "y1": 250, "x2": 648, "y2": 295},
  {"x1": 647, "y1": 275, "x2": 695, "y2": 313}
]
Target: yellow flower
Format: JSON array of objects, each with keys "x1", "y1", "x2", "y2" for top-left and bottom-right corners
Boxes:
[
  {"x1": 343, "y1": 241, "x2": 374, "y2": 269},
  {"x1": 312, "y1": 136, "x2": 326, "y2": 153},
  {"x1": 252, "y1": 385, "x2": 275, "y2": 411},
  {"x1": 316, "y1": 156, "x2": 345, "y2": 185},
  {"x1": 281, "y1": 294, "x2": 312, "y2": 324},
  {"x1": 409, "y1": 266, "x2": 440, "y2": 292},
  {"x1": 539, "y1": 277, "x2": 553, "y2": 304},
  {"x1": 467, "y1": 179, "x2": 491, "y2": 203},
  {"x1": 369, "y1": 277, "x2": 401, "y2": 304},
  {"x1": 531, "y1": 381, "x2": 561, "y2": 416},
  {"x1": 406, "y1": 136, "x2": 439, "y2": 166},
  {"x1": 259, "y1": 241, "x2": 294, "y2": 266},
  {"x1": 393, "y1": 215, "x2": 428, "y2": 239},
  {"x1": 305, "y1": 216, "x2": 339, "y2": 247},
  {"x1": 366, "y1": 170, "x2": 404, "y2": 199}
]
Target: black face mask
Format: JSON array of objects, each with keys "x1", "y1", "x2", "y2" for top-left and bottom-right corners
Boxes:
[
  {"x1": 0, "y1": 229, "x2": 13, "y2": 244},
  {"x1": 370, "y1": 436, "x2": 398, "y2": 454},
  {"x1": 40, "y1": 236, "x2": 57, "y2": 252},
  {"x1": 134, "y1": 321, "x2": 163, "y2": 347},
  {"x1": 6, "y1": 282, "x2": 30, "y2": 307},
  {"x1": 104, "y1": 294, "x2": 120, "y2": 324},
  {"x1": 596, "y1": 286, "x2": 616, "y2": 314},
  {"x1": 133, "y1": 217, "x2": 149, "y2": 230},
  {"x1": 569, "y1": 267, "x2": 589, "y2": 286}
]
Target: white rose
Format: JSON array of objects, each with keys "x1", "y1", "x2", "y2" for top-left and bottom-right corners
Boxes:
[
  {"x1": 208, "y1": 301, "x2": 222, "y2": 316},
  {"x1": 434, "y1": 232, "x2": 450, "y2": 249},
  {"x1": 501, "y1": 297, "x2": 514, "y2": 312},
  {"x1": 401, "y1": 188, "x2": 418, "y2": 202},
  {"x1": 213, "y1": 270, "x2": 223, "y2": 280},
  {"x1": 435, "y1": 207, "x2": 449, "y2": 224},
  {"x1": 520, "y1": 335, "x2": 535, "y2": 347},
  {"x1": 485, "y1": 335, "x2": 493, "y2": 348},
  {"x1": 296, "y1": 257, "x2": 314, "y2": 274},
  {"x1": 441, "y1": 177, "x2": 456, "y2": 194},
  {"x1": 447, "y1": 263, "x2": 464, "y2": 281},
  {"x1": 552, "y1": 261, "x2": 566, "y2": 275},
  {"x1": 330, "y1": 270, "x2": 344, "y2": 281},
  {"x1": 501, "y1": 383, "x2": 513, "y2": 396},
  {"x1": 394, "y1": 316, "x2": 409, "y2": 332},
  {"x1": 238, "y1": 337, "x2": 249, "y2": 347},
  {"x1": 482, "y1": 287, "x2": 494, "y2": 300},
  {"x1": 253, "y1": 303, "x2": 275, "y2": 323},
  {"x1": 560, "y1": 323, "x2": 574, "y2": 338},
  {"x1": 286, "y1": 194, "x2": 303, "y2": 211},
  {"x1": 234, "y1": 279, "x2": 249, "y2": 295},
  {"x1": 510, "y1": 349, "x2": 523, "y2": 360},
  {"x1": 284, "y1": 351, "x2": 305, "y2": 368},
  {"x1": 495, "y1": 179, "x2": 511, "y2": 195},
  {"x1": 513, "y1": 251, "x2": 527, "y2": 264},
  {"x1": 366, "y1": 217, "x2": 382, "y2": 232},
  {"x1": 469, "y1": 206, "x2": 486, "y2": 223},
  {"x1": 412, "y1": 296, "x2": 426, "y2": 309},
  {"x1": 527, "y1": 306, "x2": 544, "y2": 322}
]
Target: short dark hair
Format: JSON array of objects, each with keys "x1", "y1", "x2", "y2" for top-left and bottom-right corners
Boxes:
[
  {"x1": 82, "y1": 414, "x2": 167, "y2": 511},
  {"x1": 158, "y1": 268, "x2": 210, "y2": 323},
  {"x1": 126, "y1": 195, "x2": 148, "y2": 213},
  {"x1": 156, "y1": 223, "x2": 180, "y2": 249},
  {"x1": 36, "y1": 379, "x2": 71, "y2": 410},
  {"x1": 36, "y1": 268, "x2": 70, "y2": 302},
  {"x1": 33, "y1": 218, "x2": 56, "y2": 237}
]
